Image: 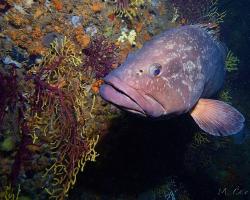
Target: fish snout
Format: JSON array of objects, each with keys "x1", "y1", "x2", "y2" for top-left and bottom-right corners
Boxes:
[
  {"x1": 100, "y1": 75, "x2": 146, "y2": 115},
  {"x1": 100, "y1": 75, "x2": 167, "y2": 117}
]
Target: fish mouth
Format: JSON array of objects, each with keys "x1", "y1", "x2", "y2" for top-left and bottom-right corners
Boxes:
[{"x1": 100, "y1": 75, "x2": 166, "y2": 117}]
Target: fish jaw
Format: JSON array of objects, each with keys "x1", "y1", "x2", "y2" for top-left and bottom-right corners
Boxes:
[
  {"x1": 100, "y1": 75, "x2": 166, "y2": 117},
  {"x1": 100, "y1": 83, "x2": 146, "y2": 116}
]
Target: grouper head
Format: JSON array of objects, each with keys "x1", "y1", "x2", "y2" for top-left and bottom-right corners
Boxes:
[{"x1": 100, "y1": 37, "x2": 173, "y2": 117}]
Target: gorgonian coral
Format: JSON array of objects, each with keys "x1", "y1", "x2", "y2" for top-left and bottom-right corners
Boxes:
[
  {"x1": 116, "y1": 0, "x2": 130, "y2": 10},
  {"x1": 82, "y1": 36, "x2": 118, "y2": 79},
  {"x1": 225, "y1": 51, "x2": 240, "y2": 72},
  {"x1": 24, "y1": 37, "x2": 102, "y2": 199},
  {"x1": 170, "y1": 0, "x2": 225, "y2": 25},
  {"x1": 114, "y1": 0, "x2": 148, "y2": 19}
]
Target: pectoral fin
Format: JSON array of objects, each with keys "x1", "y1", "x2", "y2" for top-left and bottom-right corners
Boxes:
[{"x1": 190, "y1": 98, "x2": 245, "y2": 136}]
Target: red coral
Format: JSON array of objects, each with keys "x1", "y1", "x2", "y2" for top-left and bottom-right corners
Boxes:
[
  {"x1": 116, "y1": 0, "x2": 129, "y2": 10},
  {"x1": 82, "y1": 36, "x2": 118, "y2": 79},
  {"x1": 26, "y1": 57, "x2": 89, "y2": 194}
]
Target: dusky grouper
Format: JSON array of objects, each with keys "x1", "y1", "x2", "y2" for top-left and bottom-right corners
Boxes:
[{"x1": 100, "y1": 25, "x2": 245, "y2": 136}]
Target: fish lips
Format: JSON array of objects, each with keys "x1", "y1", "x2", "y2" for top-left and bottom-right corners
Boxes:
[
  {"x1": 100, "y1": 75, "x2": 166, "y2": 117},
  {"x1": 100, "y1": 76, "x2": 146, "y2": 116}
]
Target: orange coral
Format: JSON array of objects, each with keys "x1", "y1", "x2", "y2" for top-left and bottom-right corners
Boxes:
[
  {"x1": 74, "y1": 27, "x2": 91, "y2": 48},
  {"x1": 52, "y1": 0, "x2": 63, "y2": 11},
  {"x1": 119, "y1": 44, "x2": 132, "y2": 62},
  {"x1": 135, "y1": 22, "x2": 143, "y2": 33},
  {"x1": 143, "y1": 32, "x2": 151, "y2": 41},
  {"x1": 33, "y1": 8, "x2": 44, "y2": 19},
  {"x1": 108, "y1": 13, "x2": 116, "y2": 21},
  {"x1": 91, "y1": 2, "x2": 103, "y2": 13},
  {"x1": 6, "y1": 29, "x2": 28, "y2": 46},
  {"x1": 91, "y1": 80, "x2": 104, "y2": 93},
  {"x1": 5, "y1": 26, "x2": 45, "y2": 54},
  {"x1": 31, "y1": 26, "x2": 43, "y2": 39},
  {"x1": 6, "y1": 0, "x2": 22, "y2": 5},
  {"x1": 4, "y1": 10, "x2": 29, "y2": 27},
  {"x1": 76, "y1": 33, "x2": 90, "y2": 48},
  {"x1": 28, "y1": 41, "x2": 46, "y2": 55},
  {"x1": 180, "y1": 18, "x2": 188, "y2": 25}
]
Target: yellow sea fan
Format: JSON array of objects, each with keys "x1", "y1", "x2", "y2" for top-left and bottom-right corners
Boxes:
[{"x1": 25, "y1": 37, "x2": 102, "y2": 200}]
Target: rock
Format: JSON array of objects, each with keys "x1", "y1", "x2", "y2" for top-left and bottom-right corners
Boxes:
[
  {"x1": 42, "y1": 32, "x2": 63, "y2": 47},
  {"x1": 2, "y1": 56, "x2": 22, "y2": 68},
  {"x1": 71, "y1": 15, "x2": 82, "y2": 28}
]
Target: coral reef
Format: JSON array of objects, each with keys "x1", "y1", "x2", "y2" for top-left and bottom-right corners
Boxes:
[
  {"x1": 23, "y1": 37, "x2": 109, "y2": 199},
  {"x1": 118, "y1": 29, "x2": 137, "y2": 46},
  {"x1": 114, "y1": 0, "x2": 150, "y2": 20}
]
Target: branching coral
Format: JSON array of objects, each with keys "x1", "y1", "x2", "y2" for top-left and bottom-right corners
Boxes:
[
  {"x1": 191, "y1": 132, "x2": 210, "y2": 149},
  {"x1": 225, "y1": 50, "x2": 240, "y2": 72},
  {"x1": 82, "y1": 36, "x2": 118, "y2": 79},
  {"x1": 115, "y1": 0, "x2": 135, "y2": 19},
  {"x1": 114, "y1": 0, "x2": 149, "y2": 19},
  {"x1": 2, "y1": 184, "x2": 20, "y2": 200},
  {"x1": 170, "y1": 0, "x2": 226, "y2": 25},
  {"x1": 202, "y1": 0, "x2": 226, "y2": 25},
  {"x1": 24, "y1": 37, "x2": 102, "y2": 199},
  {"x1": 116, "y1": 0, "x2": 129, "y2": 10},
  {"x1": 219, "y1": 89, "x2": 232, "y2": 103},
  {"x1": 118, "y1": 29, "x2": 137, "y2": 46}
]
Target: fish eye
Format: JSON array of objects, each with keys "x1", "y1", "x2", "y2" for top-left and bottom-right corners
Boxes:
[{"x1": 149, "y1": 63, "x2": 162, "y2": 77}]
